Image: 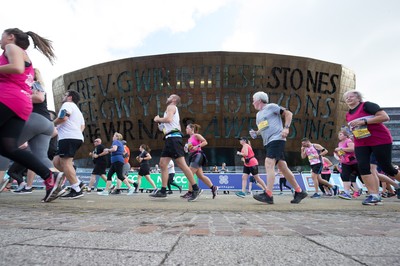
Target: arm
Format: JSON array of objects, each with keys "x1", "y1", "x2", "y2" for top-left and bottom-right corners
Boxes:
[
  {"x1": 195, "y1": 134, "x2": 208, "y2": 149},
  {"x1": 237, "y1": 145, "x2": 249, "y2": 157},
  {"x1": 106, "y1": 144, "x2": 118, "y2": 153},
  {"x1": 300, "y1": 147, "x2": 307, "y2": 159},
  {"x1": 314, "y1": 144, "x2": 328, "y2": 156},
  {"x1": 31, "y1": 90, "x2": 45, "y2": 104},
  {"x1": 0, "y1": 44, "x2": 25, "y2": 74},
  {"x1": 154, "y1": 105, "x2": 175, "y2": 123},
  {"x1": 366, "y1": 110, "x2": 390, "y2": 124},
  {"x1": 281, "y1": 109, "x2": 293, "y2": 138}
]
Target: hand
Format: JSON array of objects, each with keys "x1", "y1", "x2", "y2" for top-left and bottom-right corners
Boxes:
[
  {"x1": 249, "y1": 129, "x2": 257, "y2": 139},
  {"x1": 281, "y1": 127, "x2": 289, "y2": 138},
  {"x1": 236, "y1": 151, "x2": 241, "y2": 156},
  {"x1": 154, "y1": 115, "x2": 160, "y2": 123}
]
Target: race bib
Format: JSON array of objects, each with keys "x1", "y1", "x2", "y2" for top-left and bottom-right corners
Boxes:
[
  {"x1": 352, "y1": 126, "x2": 371, "y2": 139},
  {"x1": 257, "y1": 120, "x2": 269, "y2": 131}
]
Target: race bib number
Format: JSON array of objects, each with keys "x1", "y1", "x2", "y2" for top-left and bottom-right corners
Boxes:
[
  {"x1": 257, "y1": 120, "x2": 269, "y2": 131},
  {"x1": 352, "y1": 127, "x2": 371, "y2": 139}
]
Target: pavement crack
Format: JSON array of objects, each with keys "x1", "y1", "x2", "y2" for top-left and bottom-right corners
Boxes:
[{"x1": 303, "y1": 236, "x2": 368, "y2": 265}]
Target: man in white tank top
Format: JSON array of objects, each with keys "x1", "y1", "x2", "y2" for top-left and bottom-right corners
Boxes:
[{"x1": 151, "y1": 94, "x2": 202, "y2": 201}]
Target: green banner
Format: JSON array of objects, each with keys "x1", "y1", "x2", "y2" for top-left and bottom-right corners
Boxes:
[{"x1": 97, "y1": 172, "x2": 197, "y2": 190}]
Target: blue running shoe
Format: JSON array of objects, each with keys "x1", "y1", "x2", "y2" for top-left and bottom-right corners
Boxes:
[
  {"x1": 362, "y1": 195, "x2": 382, "y2": 205},
  {"x1": 338, "y1": 192, "x2": 352, "y2": 200},
  {"x1": 311, "y1": 193, "x2": 321, "y2": 199},
  {"x1": 235, "y1": 191, "x2": 246, "y2": 198}
]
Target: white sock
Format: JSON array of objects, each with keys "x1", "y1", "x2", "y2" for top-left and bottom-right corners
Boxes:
[{"x1": 71, "y1": 182, "x2": 81, "y2": 192}]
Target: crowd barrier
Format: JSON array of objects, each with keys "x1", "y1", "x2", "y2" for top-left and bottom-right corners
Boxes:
[{"x1": 23, "y1": 169, "x2": 365, "y2": 193}]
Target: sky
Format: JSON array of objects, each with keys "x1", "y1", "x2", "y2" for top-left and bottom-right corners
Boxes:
[{"x1": 2, "y1": 0, "x2": 399, "y2": 110}]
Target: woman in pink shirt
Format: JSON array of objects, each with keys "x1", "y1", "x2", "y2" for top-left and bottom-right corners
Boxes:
[
  {"x1": 235, "y1": 137, "x2": 267, "y2": 198},
  {"x1": 344, "y1": 90, "x2": 400, "y2": 205},
  {"x1": 0, "y1": 28, "x2": 62, "y2": 202},
  {"x1": 182, "y1": 123, "x2": 218, "y2": 199}
]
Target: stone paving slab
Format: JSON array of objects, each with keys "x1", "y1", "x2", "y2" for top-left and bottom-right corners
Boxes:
[{"x1": 0, "y1": 191, "x2": 399, "y2": 265}]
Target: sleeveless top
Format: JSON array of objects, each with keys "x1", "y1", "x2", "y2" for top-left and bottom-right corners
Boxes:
[
  {"x1": 346, "y1": 102, "x2": 392, "y2": 146},
  {"x1": 242, "y1": 144, "x2": 258, "y2": 167},
  {"x1": 321, "y1": 159, "x2": 331, "y2": 174},
  {"x1": 304, "y1": 145, "x2": 322, "y2": 165},
  {"x1": 163, "y1": 105, "x2": 181, "y2": 135},
  {"x1": 188, "y1": 135, "x2": 201, "y2": 153},
  {"x1": 0, "y1": 52, "x2": 34, "y2": 120},
  {"x1": 337, "y1": 138, "x2": 358, "y2": 165}
]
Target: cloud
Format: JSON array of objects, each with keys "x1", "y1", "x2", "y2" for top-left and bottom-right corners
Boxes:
[{"x1": 1, "y1": 0, "x2": 399, "y2": 109}]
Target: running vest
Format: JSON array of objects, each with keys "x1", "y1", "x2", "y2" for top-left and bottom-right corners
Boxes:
[{"x1": 346, "y1": 102, "x2": 392, "y2": 146}]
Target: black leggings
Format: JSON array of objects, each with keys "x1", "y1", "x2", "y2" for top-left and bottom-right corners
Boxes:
[
  {"x1": 0, "y1": 103, "x2": 50, "y2": 180},
  {"x1": 167, "y1": 173, "x2": 180, "y2": 191},
  {"x1": 279, "y1": 178, "x2": 291, "y2": 191},
  {"x1": 355, "y1": 144, "x2": 398, "y2": 176},
  {"x1": 107, "y1": 161, "x2": 125, "y2": 181}
]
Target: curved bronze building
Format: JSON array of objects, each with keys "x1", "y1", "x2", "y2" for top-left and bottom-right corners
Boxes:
[{"x1": 52, "y1": 51, "x2": 355, "y2": 168}]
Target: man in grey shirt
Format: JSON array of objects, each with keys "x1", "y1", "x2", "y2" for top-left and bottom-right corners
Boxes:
[{"x1": 250, "y1": 91, "x2": 307, "y2": 204}]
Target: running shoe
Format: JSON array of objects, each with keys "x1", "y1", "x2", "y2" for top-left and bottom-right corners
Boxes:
[
  {"x1": 97, "y1": 190, "x2": 110, "y2": 196},
  {"x1": 253, "y1": 191, "x2": 274, "y2": 204},
  {"x1": 111, "y1": 189, "x2": 121, "y2": 195},
  {"x1": 180, "y1": 191, "x2": 192, "y2": 199},
  {"x1": 60, "y1": 188, "x2": 84, "y2": 199},
  {"x1": 290, "y1": 190, "x2": 308, "y2": 204},
  {"x1": 332, "y1": 185, "x2": 339, "y2": 196},
  {"x1": 338, "y1": 192, "x2": 352, "y2": 200},
  {"x1": 13, "y1": 182, "x2": 26, "y2": 193},
  {"x1": 311, "y1": 193, "x2": 321, "y2": 199},
  {"x1": 133, "y1": 182, "x2": 138, "y2": 192},
  {"x1": 149, "y1": 190, "x2": 167, "y2": 198},
  {"x1": 127, "y1": 187, "x2": 135, "y2": 196},
  {"x1": 211, "y1": 186, "x2": 218, "y2": 199},
  {"x1": 178, "y1": 186, "x2": 182, "y2": 194},
  {"x1": 352, "y1": 191, "x2": 361, "y2": 198},
  {"x1": 12, "y1": 187, "x2": 33, "y2": 194},
  {"x1": 43, "y1": 172, "x2": 64, "y2": 202},
  {"x1": 235, "y1": 191, "x2": 246, "y2": 198},
  {"x1": 396, "y1": 187, "x2": 400, "y2": 199},
  {"x1": 0, "y1": 177, "x2": 10, "y2": 192},
  {"x1": 188, "y1": 188, "x2": 202, "y2": 202},
  {"x1": 362, "y1": 195, "x2": 382, "y2": 206}
]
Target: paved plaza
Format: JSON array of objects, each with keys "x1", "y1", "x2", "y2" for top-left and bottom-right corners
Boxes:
[{"x1": 0, "y1": 190, "x2": 399, "y2": 265}]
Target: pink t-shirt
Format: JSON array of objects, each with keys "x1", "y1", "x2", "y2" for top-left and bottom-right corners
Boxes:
[
  {"x1": 242, "y1": 144, "x2": 258, "y2": 167},
  {"x1": 0, "y1": 52, "x2": 34, "y2": 120},
  {"x1": 337, "y1": 138, "x2": 358, "y2": 165}
]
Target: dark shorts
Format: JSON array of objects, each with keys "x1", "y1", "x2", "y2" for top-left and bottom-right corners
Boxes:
[
  {"x1": 92, "y1": 163, "x2": 107, "y2": 175},
  {"x1": 265, "y1": 140, "x2": 286, "y2": 162},
  {"x1": 138, "y1": 164, "x2": 150, "y2": 176},
  {"x1": 189, "y1": 152, "x2": 206, "y2": 169},
  {"x1": 160, "y1": 137, "x2": 185, "y2": 159},
  {"x1": 310, "y1": 163, "x2": 323, "y2": 174},
  {"x1": 56, "y1": 139, "x2": 83, "y2": 158},
  {"x1": 243, "y1": 165, "x2": 259, "y2": 175}
]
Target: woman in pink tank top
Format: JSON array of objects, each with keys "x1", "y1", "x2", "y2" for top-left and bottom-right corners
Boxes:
[
  {"x1": 0, "y1": 28, "x2": 63, "y2": 203},
  {"x1": 184, "y1": 123, "x2": 218, "y2": 199}
]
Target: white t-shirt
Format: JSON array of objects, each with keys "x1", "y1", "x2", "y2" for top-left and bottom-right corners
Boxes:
[
  {"x1": 168, "y1": 160, "x2": 175, "y2": 174},
  {"x1": 57, "y1": 102, "x2": 85, "y2": 141}
]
